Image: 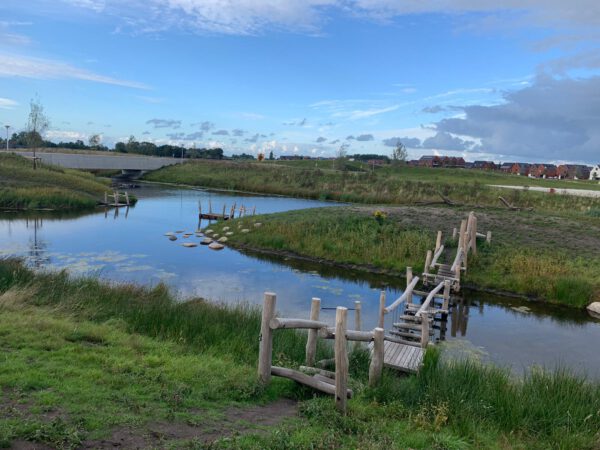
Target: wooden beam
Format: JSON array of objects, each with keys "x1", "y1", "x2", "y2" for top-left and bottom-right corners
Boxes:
[
  {"x1": 270, "y1": 317, "x2": 328, "y2": 330},
  {"x1": 299, "y1": 365, "x2": 335, "y2": 379},
  {"x1": 319, "y1": 327, "x2": 374, "y2": 342},
  {"x1": 406, "y1": 267, "x2": 413, "y2": 304},
  {"x1": 435, "y1": 230, "x2": 442, "y2": 252},
  {"x1": 384, "y1": 276, "x2": 419, "y2": 314},
  {"x1": 271, "y1": 366, "x2": 352, "y2": 398},
  {"x1": 258, "y1": 292, "x2": 276, "y2": 384}
]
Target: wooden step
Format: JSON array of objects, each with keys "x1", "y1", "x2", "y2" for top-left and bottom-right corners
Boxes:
[
  {"x1": 389, "y1": 330, "x2": 421, "y2": 339},
  {"x1": 392, "y1": 322, "x2": 423, "y2": 330},
  {"x1": 384, "y1": 336, "x2": 423, "y2": 348}
]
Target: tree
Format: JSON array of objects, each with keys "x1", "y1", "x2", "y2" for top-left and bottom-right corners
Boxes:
[
  {"x1": 268, "y1": 150, "x2": 274, "y2": 160},
  {"x1": 392, "y1": 141, "x2": 408, "y2": 164},
  {"x1": 88, "y1": 134, "x2": 101, "y2": 149},
  {"x1": 26, "y1": 97, "x2": 50, "y2": 169},
  {"x1": 334, "y1": 143, "x2": 349, "y2": 170}
]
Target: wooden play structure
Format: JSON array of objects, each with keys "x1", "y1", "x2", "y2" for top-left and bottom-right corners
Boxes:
[
  {"x1": 101, "y1": 190, "x2": 131, "y2": 207},
  {"x1": 198, "y1": 200, "x2": 255, "y2": 221}
]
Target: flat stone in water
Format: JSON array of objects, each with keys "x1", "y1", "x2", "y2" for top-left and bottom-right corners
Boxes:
[
  {"x1": 164, "y1": 232, "x2": 175, "y2": 236},
  {"x1": 200, "y1": 238, "x2": 213, "y2": 245},
  {"x1": 209, "y1": 242, "x2": 225, "y2": 250},
  {"x1": 175, "y1": 230, "x2": 185, "y2": 234},
  {"x1": 182, "y1": 243, "x2": 198, "y2": 248},
  {"x1": 168, "y1": 235, "x2": 177, "y2": 241}
]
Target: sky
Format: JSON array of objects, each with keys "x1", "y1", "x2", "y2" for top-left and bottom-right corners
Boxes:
[{"x1": 0, "y1": 1, "x2": 599, "y2": 164}]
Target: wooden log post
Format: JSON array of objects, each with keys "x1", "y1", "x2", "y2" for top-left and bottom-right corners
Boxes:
[
  {"x1": 209, "y1": 198, "x2": 212, "y2": 214},
  {"x1": 406, "y1": 267, "x2": 413, "y2": 305},
  {"x1": 420, "y1": 314, "x2": 430, "y2": 348},
  {"x1": 305, "y1": 297, "x2": 321, "y2": 366},
  {"x1": 125, "y1": 192, "x2": 130, "y2": 206},
  {"x1": 114, "y1": 190, "x2": 119, "y2": 205},
  {"x1": 335, "y1": 307, "x2": 349, "y2": 414},
  {"x1": 229, "y1": 204, "x2": 235, "y2": 219},
  {"x1": 435, "y1": 231, "x2": 442, "y2": 252},
  {"x1": 486, "y1": 230, "x2": 492, "y2": 244},
  {"x1": 470, "y1": 215, "x2": 478, "y2": 255},
  {"x1": 378, "y1": 291, "x2": 386, "y2": 328},
  {"x1": 424, "y1": 250, "x2": 433, "y2": 272},
  {"x1": 222, "y1": 204, "x2": 226, "y2": 219},
  {"x1": 452, "y1": 227, "x2": 457, "y2": 240},
  {"x1": 459, "y1": 219, "x2": 467, "y2": 253},
  {"x1": 354, "y1": 301, "x2": 362, "y2": 351},
  {"x1": 258, "y1": 292, "x2": 277, "y2": 384},
  {"x1": 104, "y1": 192, "x2": 108, "y2": 205},
  {"x1": 368, "y1": 327, "x2": 384, "y2": 387},
  {"x1": 442, "y1": 280, "x2": 451, "y2": 311},
  {"x1": 253, "y1": 206, "x2": 256, "y2": 216}
]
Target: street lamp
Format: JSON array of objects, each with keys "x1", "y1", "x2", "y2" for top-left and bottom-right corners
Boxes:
[{"x1": 4, "y1": 125, "x2": 9, "y2": 151}]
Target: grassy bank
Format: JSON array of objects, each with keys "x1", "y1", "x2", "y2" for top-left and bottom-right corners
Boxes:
[
  {"x1": 210, "y1": 207, "x2": 600, "y2": 307},
  {"x1": 0, "y1": 153, "x2": 110, "y2": 210},
  {"x1": 1, "y1": 260, "x2": 600, "y2": 448},
  {"x1": 144, "y1": 160, "x2": 600, "y2": 214}
]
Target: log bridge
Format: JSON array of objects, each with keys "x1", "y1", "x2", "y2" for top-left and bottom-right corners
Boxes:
[
  {"x1": 258, "y1": 279, "x2": 451, "y2": 414},
  {"x1": 423, "y1": 211, "x2": 491, "y2": 292},
  {"x1": 198, "y1": 200, "x2": 255, "y2": 221},
  {"x1": 101, "y1": 190, "x2": 131, "y2": 208}
]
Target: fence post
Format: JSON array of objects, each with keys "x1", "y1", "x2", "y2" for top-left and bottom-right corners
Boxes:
[
  {"x1": 335, "y1": 307, "x2": 349, "y2": 414},
  {"x1": 435, "y1": 230, "x2": 442, "y2": 252},
  {"x1": 258, "y1": 292, "x2": 277, "y2": 384},
  {"x1": 354, "y1": 301, "x2": 362, "y2": 351},
  {"x1": 424, "y1": 250, "x2": 432, "y2": 272},
  {"x1": 104, "y1": 192, "x2": 108, "y2": 205},
  {"x1": 369, "y1": 327, "x2": 384, "y2": 387},
  {"x1": 406, "y1": 267, "x2": 413, "y2": 305},
  {"x1": 486, "y1": 230, "x2": 492, "y2": 244},
  {"x1": 470, "y1": 215, "x2": 478, "y2": 255},
  {"x1": 442, "y1": 280, "x2": 451, "y2": 311},
  {"x1": 420, "y1": 314, "x2": 430, "y2": 348},
  {"x1": 305, "y1": 297, "x2": 321, "y2": 366},
  {"x1": 378, "y1": 291, "x2": 386, "y2": 328}
]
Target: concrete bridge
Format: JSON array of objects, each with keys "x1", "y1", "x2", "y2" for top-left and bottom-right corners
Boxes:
[{"x1": 12, "y1": 151, "x2": 183, "y2": 171}]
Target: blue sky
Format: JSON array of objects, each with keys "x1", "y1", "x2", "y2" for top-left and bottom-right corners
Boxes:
[{"x1": 0, "y1": 1, "x2": 599, "y2": 163}]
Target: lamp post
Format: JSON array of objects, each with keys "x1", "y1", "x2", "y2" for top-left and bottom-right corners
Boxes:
[{"x1": 4, "y1": 125, "x2": 9, "y2": 151}]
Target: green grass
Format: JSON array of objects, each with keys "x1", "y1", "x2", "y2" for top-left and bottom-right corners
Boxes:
[
  {"x1": 1, "y1": 260, "x2": 600, "y2": 448},
  {"x1": 210, "y1": 207, "x2": 600, "y2": 307},
  {"x1": 0, "y1": 153, "x2": 111, "y2": 210},
  {"x1": 144, "y1": 159, "x2": 600, "y2": 214}
]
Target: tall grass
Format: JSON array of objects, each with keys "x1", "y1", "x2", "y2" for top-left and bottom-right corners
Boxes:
[
  {"x1": 0, "y1": 259, "x2": 329, "y2": 366},
  {"x1": 0, "y1": 153, "x2": 109, "y2": 210},
  {"x1": 145, "y1": 160, "x2": 600, "y2": 214}
]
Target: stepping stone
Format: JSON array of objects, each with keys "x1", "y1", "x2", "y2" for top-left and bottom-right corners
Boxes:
[
  {"x1": 588, "y1": 302, "x2": 600, "y2": 319},
  {"x1": 183, "y1": 234, "x2": 192, "y2": 238},
  {"x1": 175, "y1": 230, "x2": 185, "y2": 234},
  {"x1": 182, "y1": 243, "x2": 198, "y2": 248},
  {"x1": 201, "y1": 238, "x2": 213, "y2": 245},
  {"x1": 168, "y1": 235, "x2": 177, "y2": 241},
  {"x1": 164, "y1": 232, "x2": 175, "y2": 236},
  {"x1": 209, "y1": 242, "x2": 224, "y2": 250},
  {"x1": 217, "y1": 237, "x2": 228, "y2": 243}
]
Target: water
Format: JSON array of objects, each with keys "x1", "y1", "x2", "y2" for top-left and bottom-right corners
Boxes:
[{"x1": 2, "y1": 185, "x2": 599, "y2": 376}]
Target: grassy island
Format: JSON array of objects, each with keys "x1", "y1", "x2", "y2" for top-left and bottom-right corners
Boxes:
[
  {"x1": 1, "y1": 259, "x2": 600, "y2": 449},
  {"x1": 0, "y1": 153, "x2": 111, "y2": 211},
  {"x1": 209, "y1": 207, "x2": 600, "y2": 308}
]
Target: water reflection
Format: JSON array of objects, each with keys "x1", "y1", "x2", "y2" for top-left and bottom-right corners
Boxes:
[{"x1": 1, "y1": 184, "x2": 599, "y2": 375}]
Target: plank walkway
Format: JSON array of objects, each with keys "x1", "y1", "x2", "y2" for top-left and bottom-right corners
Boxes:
[{"x1": 369, "y1": 341, "x2": 423, "y2": 373}]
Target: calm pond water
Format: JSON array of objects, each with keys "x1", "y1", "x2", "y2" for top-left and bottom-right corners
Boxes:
[{"x1": 2, "y1": 185, "x2": 599, "y2": 376}]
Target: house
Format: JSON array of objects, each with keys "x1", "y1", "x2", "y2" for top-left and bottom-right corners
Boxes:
[
  {"x1": 529, "y1": 164, "x2": 558, "y2": 178},
  {"x1": 557, "y1": 164, "x2": 591, "y2": 179},
  {"x1": 473, "y1": 161, "x2": 496, "y2": 170},
  {"x1": 590, "y1": 165, "x2": 600, "y2": 181},
  {"x1": 418, "y1": 155, "x2": 439, "y2": 167},
  {"x1": 499, "y1": 162, "x2": 515, "y2": 173},
  {"x1": 366, "y1": 159, "x2": 387, "y2": 166}
]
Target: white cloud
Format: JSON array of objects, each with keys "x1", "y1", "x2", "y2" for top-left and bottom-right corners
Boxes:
[
  {"x1": 45, "y1": 130, "x2": 88, "y2": 141},
  {"x1": 0, "y1": 53, "x2": 149, "y2": 89},
  {"x1": 0, "y1": 98, "x2": 18, "y2": 109}
]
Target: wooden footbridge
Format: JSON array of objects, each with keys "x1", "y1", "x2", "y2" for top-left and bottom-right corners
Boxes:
[
  {"x1": 257, "y1": 212, "x2": 490, "y2": 413},
  {"x1": 198, "y1": 200, "x2": 255, "y2": 221}
]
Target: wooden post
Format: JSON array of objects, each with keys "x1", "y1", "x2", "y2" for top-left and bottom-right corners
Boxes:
[
  {"x1": 335, "y1": 307, "x2": 348, "y2": 414},
  {"x1": 258, "y1": 292, "x2": 277, "y2": 384},
  {"x1": 199, "y1": 201, "x2": 202, "y2": 218},
  {"x1": 229, "y1": 204, "x2": 235, "y2": 219},
  {"x1": 486, "y1": 230, "x2": 492, "y2": 244},
  {"x1": 368, "y1": 327, "x2": 384, "y2": 387},
  {"x1": 222, "y1": 204, "x2": 226, "y2": 219},
  {"x1": 452, "y1": 227, "x2": 457, "y2": 240},
  {"x1": 305, "y1": 297, "x2": 321, "y2": 366},
  {"x1": 406, "y1": 267, "x2": 413, "y2": 305},
  {"x1": 125, "y1": 192, "x2": 130, "y2": 206},
  {"x1": 209, "y1": 198, "x2": 212, "y2": 214},
  {"x1": 114, "y1": 190, "x2": 119, "y2": 205},
  {"x1": 424, "y1": 250, "x2": 432, "y2": 272},
  {"x1": 442, "y1": 280, "x2": 451, "y2": 311},
  {"x1": 104, "y1": 192, "x2": 108, "y2": 205},
  {"x1": 354, "y1": 301, "x2": 362, "y2": 351},
  {"x1": 459, "y1": 219, "x2": 467, "y2": 253},
  {"x1": 470, "y1": 216, "x2": 477, "y2": 255},
  {"x1": 378, "y1": 291, "x2": 386, "y2": 328},
  {"x1": 420, "y1": 314, "x2": 430, "y2": 348},
  {"x1": 253, "y1": 206, "x2": 256, "y2": 216},
  {"x1": 435, "y1": 231, "x2": 442, "y2": 252}
]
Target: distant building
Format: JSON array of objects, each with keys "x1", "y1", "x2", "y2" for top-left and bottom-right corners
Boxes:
[
  {"x1": 418, "y1": 155, "x2": 465, "y2": 168},
  {"x1": 472, "y1": 160, "x2": 496, "y2": 170},
  {"x1": 366, "y1": 159, "x2": 387, "y2": 166},
  {"x1": 590, "y1": 165, "x2": 600, "y2": 181},
  {"x1": 499, "y1": 162, "x2": 515, "y2": 173},
  {"x1": 557, "y1": 164, "x2": 591, "y2": 180}
]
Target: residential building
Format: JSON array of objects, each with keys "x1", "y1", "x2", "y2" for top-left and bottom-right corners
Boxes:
[{"x1": 590, "y1": 165, "x2": 600, "y2": 180}]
